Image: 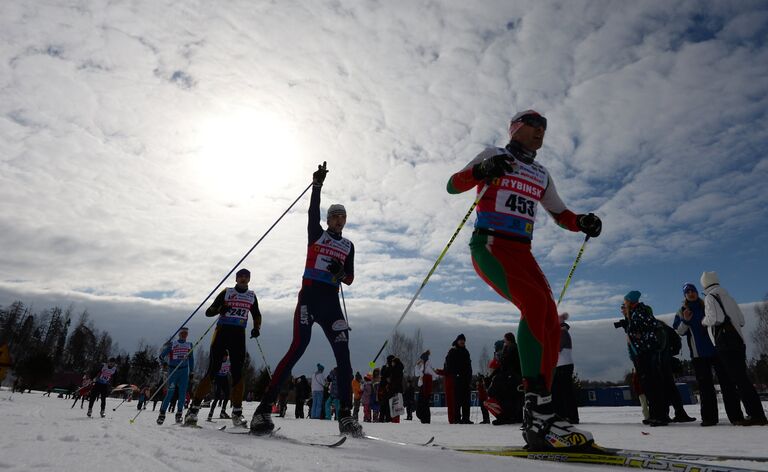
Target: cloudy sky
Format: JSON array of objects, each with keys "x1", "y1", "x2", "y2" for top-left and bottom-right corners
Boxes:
[{"x1": 2, "y1": 0, "x2": 767, "y2": 381}]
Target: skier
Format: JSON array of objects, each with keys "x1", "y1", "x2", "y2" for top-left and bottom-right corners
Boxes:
[
  {"x1": 87, "y1": 358, "x2": 117, "y2": 418},
  {"x1": 207, "y1": 351, "x2": 231, "y2": 421},
  {"x1": 71, "y1": 374, "x2": 92, "y2": 409},
  {"x1": 157, "y1": 327, "x2": 194, "y2": 425},
  {"x1": 184, "y1": 268, "x2": 263, "y2": 427},
  {"x1": 249, "y1": 163, "x2": 363, "y2": 437},
  {"x1": 447, "y1": 110, "x2": 602, "y2": 450}
]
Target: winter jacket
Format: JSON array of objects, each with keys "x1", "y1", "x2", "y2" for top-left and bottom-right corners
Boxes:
[
  {"x1": 444, "y1": 344, "x2": 472, "y2": 379},
  {"x1": 673, "y1": 298, "x2": 716, "y2": 358},
  {"x1": 351, "y1": 377, "x2": 362, "y2": 400},
  {"x1": 415, "y1": 359, "x2": 438, "y2": 387},
  {"x1": 361, "y1": 381, "x2": 373, "y2": 406},
  {"x1": 387, "y1": 359, "x2": 405, "y2": 394},
  {"x1": 311, "y1": 371, "x2": 325, "y2": 392},
  {"x1": 626, "y1": 302, "x2": 660, "y2": 354},
  {"x1": 326, "y1": 370, "x2": 339, "y2": 398},
  {"x1": 556, "y1": 322, "x2": 573, "y2": 367},
  {"x1": 700, "y1": 275, "x2": 746, "y2": 344}
]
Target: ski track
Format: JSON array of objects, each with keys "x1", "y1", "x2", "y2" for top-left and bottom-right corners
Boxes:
[{"x1": 1, "y1": 389, "x2": 767, "y2": 471}]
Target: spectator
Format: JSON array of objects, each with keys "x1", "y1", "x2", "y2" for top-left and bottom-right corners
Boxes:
[
  {"x1": 444, "y1": 334, "x2": 472, "y2": 424},
  {"x1": 403, "y1": 379, "x2": 415, "y2": 421},
  {"x1": 351, "y1": 372, "x2": 363, "y2": 420},
  {"x1": 361, "y1": 373, "x2": 374, "y2": 422},
  {"x1": 656, "y1": 318, "x2": 695, "y2": 423},
  {"x1": 371, "y1": 368, "x2": 381, "y2": 422},
  {"x1": 310, "y1": 364, "x2": 325, "y2": 419},
  {"x1": 701, "y1": 271, "x2": 767, "y2": 426},
  {"x1": 325, "y1": 367, "x2": 341, "y2": 420},
  {"x1": 414, "y1": 350, "x2": 438, "y2": 424},
  {"x1": 674, "y1": 282, "x2": 742, "y2": 426},
  {"x1": 486, "y1": 333, "x2": 523, "y2": 425},
  {"x1": 551, "y1": 312, "x2": 579, "y2": 424},
  {"x1": 294, "y1": 375, "x2": 310, "y2": 419},
  {"x1": 476, "y1": 375, "x2": 490, "y2": 424},
  {"x1": 386, "y1": 356, "x2": 405, "y2": 423}
]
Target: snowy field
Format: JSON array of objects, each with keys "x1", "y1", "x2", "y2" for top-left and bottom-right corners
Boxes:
[{"x1": 1, "y1": 389, "x2": 767, "y2": 472}]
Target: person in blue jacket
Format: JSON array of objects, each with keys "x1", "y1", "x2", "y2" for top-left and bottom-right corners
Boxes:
[{"x1": 157, "y1": 327, "x2": 194, "y2": 425}]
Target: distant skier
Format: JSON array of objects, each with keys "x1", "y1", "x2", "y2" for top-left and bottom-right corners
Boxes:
[
  {"x1": 184, "y1": 269, "x2": 262, "y2": 427},
  {"x1": 207, "y1": 351, "x2": 231, "y2": 421},
  {"x1": 87, "y1": 358, "x2": 117, "y2": 418},
  {"x1": 447, "y1": 110, "x2": 602, "y2": 451},
  {"x1": 157, "y1": 326, "x2": 194, "y2": 425},
  {"x1": 249, "y1": 163, "x2": 363, "y2": 437},
  {"x1": 71, "y1": 374, "x2": 93, "y2": 409}
]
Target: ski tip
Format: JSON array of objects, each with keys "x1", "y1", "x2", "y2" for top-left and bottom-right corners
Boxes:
[
  {"x1": 218, "y1": 425, "x2": 227, "y2": 431},
  {"x1": 423, "y1": 437, "x2": 435, "y2": 446}
]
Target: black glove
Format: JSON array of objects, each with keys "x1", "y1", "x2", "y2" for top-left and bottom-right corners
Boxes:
[
  {"x1": 577, "y1": 213, "x2": 602, "y2": 238},
  {"x1": 472, "y1": 154, "x2": 515, "y2": 180},
  {"x1": 312, "y1": 162, "x2": 328, "y2": 186},
  {"x1": 218, "y1": 303, "x2": 229, "y2": 316},
  {"x1": 250, "y1": 327, "x2": 260, "y2": 339},
  {"x1": 327, "y1": 259, "x2": 346, "y2": 282}
]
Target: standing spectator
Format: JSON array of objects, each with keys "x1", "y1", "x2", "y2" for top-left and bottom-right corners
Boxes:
[
  {"x1": 378, "y1": 359, "x2": 392, "y2": 422},
  {"x1": 361, "y1": 373, "x2": 374, "y2": 422},
  {"x1": 487, "y1": 333, "x2": 524, "y2": 425},
  {"x1": 325, "y1": 367, "x2": 341, "y2": 420},
  {"x1": 414, "y1": 350, "x2": 438, "y2": 424},
  {"x1": 310, "y1": 364, "x2": 325, "y2": 419},
  {"x1": 276, "y1": 375, "x2": 292, "y2": 418},
  {"x1": 386, "y1": 356, "x2": 405, "y2": 423},
  {"x1": 294, "y1": 375, "x2": 310, "y2": 419},
  {"x1": 657, "y1": 319, "x2": 696, "y2": 423},
  {"x1": 551, "y1": 312, "x2": 579, "y2": 424},
  {"x1": 623, "y1": 291, "x2": 667, "y2": 426},
  {"x1": 476, "y1": 375, "x2": 490, "y2": 424},
  {"x1": 701, "y1": 272, "x2": 768, "y2": 426},
  {"x1": 371, "y1": 368, "x2": 381, "y2": 422},
  {"x1": 403, "y1": 379, "x2": 415, "y2": 421},
  {"x1": 674, "y1": 282, "x2": 742, "y2": 426},
  {"x1": 351, "y1": 372, "x2": 363, "y2": 420},
  {"x1": 444, "y1": 334, "x2": 473, "y2": 424}
]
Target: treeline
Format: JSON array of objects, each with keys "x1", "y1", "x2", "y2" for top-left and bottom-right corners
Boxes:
[{"x1": 0, "y1": 300, "x2": 265, "y2": 394}]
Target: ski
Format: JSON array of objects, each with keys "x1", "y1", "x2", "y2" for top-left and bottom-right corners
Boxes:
[
  {"x1": 444, "y1": 446, "x2": 759, "y2": 471},
  {"x1": 442, "y1": 444, "x2": 768, "y2": 464},
  {"x1": 223, "y1": 427, "x2": 346, "y2": 448},
  {"x1": 363, "y1": 435, "x2": 435, "y2": 447}
]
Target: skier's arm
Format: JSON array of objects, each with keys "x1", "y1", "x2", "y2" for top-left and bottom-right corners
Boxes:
[
  {"x1": 446, "y1": 150, "x2": 493, "y2": 194},
  {"x1": 205, "y1": 289, "x2": 228, "y2": 317},
  {"x1": 308, "y1": 184, "x2": 324, "y2": 244},
  {"x1": 250, "y1": 296, "x2": 262, "y2": 331},
  {"x1": 188, "y1": 349, "x2": 194, "y2": 372},
  {"x1": 341, "y1": 244, "x2": 355, "y2": 285},
  {"x1": 159, "y1": 343, "x2": 171, "y2": 363},
  {"x1": 540, "y1": 176, "x2": 579, "y2": 232}
]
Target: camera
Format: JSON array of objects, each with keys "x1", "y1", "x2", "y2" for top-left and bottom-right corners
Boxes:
[{"x1": 614, "y1": 319, "x2": 628, "y2": 330}]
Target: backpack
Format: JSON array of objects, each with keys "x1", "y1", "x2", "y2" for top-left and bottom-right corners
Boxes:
[{"x1": 658, "y1": 321, "x2": 682, "y2": 356}]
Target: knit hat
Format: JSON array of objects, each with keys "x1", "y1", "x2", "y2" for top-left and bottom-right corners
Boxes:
[
  {"x1": 700, "y1": 271, "x2": 719, "y2": 290},
  {"x1": 316, "y1": 363, "x2": 324, "y2": 372},
  {"x1": 682, "y1": 283, "x2": 697, "y2": 294},
  {"x1": 327, "y1": 204, "x2": 346, "y2": 219},
  {"x1": 558, "y1": 312, "x2": 570, "y2": 324},
  {"x1": 455, "y1": 333, "x2": 466, "y2": 343},
  {"x1": 236, "y1": 268, "x2": 250, "y2": 278},
  {"x1": 624, "y1": 290, "x2": 642, "y2": 304}
]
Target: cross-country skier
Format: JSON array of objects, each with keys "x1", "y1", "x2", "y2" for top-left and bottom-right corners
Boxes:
[
  {"x1": 184, "y1": 269, "x2": 262, "y2": 427},
  {"x1": 249, "y1": 163, "x2": 363, "y2": 437},
  {"x1": 87, "y1": 358, "x2": 117, "y2": 418},
  {"x1": 157, "y1": 327, "x2": 194, "y2": 425},
  {"x1": 447, "y1": 110, "x2": 602, "y2": 451},
  {"x1": 207, "y1": 351, "x2": 231, "y2": 421}
]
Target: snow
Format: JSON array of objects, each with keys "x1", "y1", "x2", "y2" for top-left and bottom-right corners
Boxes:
[{"x1": 1, "y1": 389, "x2": 767, "y2": 471}]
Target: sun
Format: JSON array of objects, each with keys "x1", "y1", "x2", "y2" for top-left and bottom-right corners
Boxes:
[{"x1": 192, "y1": 110, "x2": 304, "y2": 199}]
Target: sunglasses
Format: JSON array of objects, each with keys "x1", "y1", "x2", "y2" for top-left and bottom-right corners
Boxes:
[{"x1": 515, "y1": 114, "x2": 547, "y2": 130}]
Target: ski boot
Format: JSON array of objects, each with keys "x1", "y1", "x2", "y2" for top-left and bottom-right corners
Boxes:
[
  {"x1": 231, "y1": 407, "x2": 248, "y2": 427},
  {"x1": 338, "y1": 408, "x2": 364, "y2": 437},
  {"x1": 157, "y1": 412, "x2": 166, "y2": 425},
  {"x1": 100, "y1": 410, "x2": 105, "y2": 418},
  {"x1": 87, "y1": 408, "x2": 92, "y2": 418},
  {"x1": 175, "y1": 412, "x2": 183, "y2": 424},
  {"x1": 183, "y1": 406, "x2": 199, "y2": 426},
  {"x1": 219, "y1": 411, "x2": 231, "y2": 419},
  {"x1": 522, "y1": 384, "x2": 597, "y2": 452},
  {"x1": 249, "y1": 408, "x2": 274, "y2": 435},
  {"x1": 206, "y1": 415, "x2": 214, "y2": 422}
]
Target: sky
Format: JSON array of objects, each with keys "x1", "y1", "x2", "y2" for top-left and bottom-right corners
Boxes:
[{"x1": 1, "y1": 0, "x2": 767, "y2": 381}]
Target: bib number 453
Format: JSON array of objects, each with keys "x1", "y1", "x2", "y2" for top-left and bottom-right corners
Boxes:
[{"x1": 505, "y1": 194, "x2": 534, "y2": 217}]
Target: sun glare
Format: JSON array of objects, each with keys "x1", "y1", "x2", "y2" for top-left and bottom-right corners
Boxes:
[{"x1": 193, "y1": 111, "x2": 303, "y2": 199}]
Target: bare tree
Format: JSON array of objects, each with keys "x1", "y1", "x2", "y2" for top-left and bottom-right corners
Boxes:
[
  {"x1": 478, "y1": 345, "x2": 490, "y2": 376},
  {"x1": 753, "y1": 293, "x2": 768, "y2": 358},
  {"x1": 387, "y1": 328, "x2": 423, "y2": 379}
]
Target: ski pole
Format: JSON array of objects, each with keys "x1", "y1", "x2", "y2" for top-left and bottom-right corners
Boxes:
[
  {"x1": 255, "y1": 338, "x2": 272, "y2": 379},
  {"x1": 339, "y1": 284, "x2": 351, "y2": 331},
  {"x1": 369, "y1": 184, "x2": 489, "y2": 368},
  {"x1": 129, "y1": 316, "x2": 218, "y2": 424},
  {"x1": 556, "y1": 235, "x2": 590, "y2": 307},
  {"x1": 112, "y1": 393, "x2": 130, "y2": 411},
  {"x1": 162, "y1": 181, "x2": 314, "y2": 345}
]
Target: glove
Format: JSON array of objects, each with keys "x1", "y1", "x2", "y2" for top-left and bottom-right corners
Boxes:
[
  {"x1": 472, "y1": 154, "x2": 515, "y2": 180},
  {"x1": 250, "y1": 327, "x2": 260, "y2": 339},
  {"x1": 327, "y1": 259, "x2": 346, "y2": 282},
  {"x1": 218, "y1": 303, "x2": 229, "y2": 315},
  {"x1": 312, "y1": 162, "x2": 328, "y2": 186},
  {"x1": 577, "y1": 213, "x2": 602, "y2": 238}
]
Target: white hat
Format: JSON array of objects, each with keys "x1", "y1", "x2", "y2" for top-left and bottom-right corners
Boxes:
[{"x1": 700, "y1": 271, "x2": 720, "y2": 289}]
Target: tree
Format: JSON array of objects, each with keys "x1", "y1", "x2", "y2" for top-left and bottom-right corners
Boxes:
[
  {"x1": 752, "y1": 293, "x2": 768, "y2": 358},
  {"x1": 386, "y1": 328, "x2": 423, "y2": 381},
  {"x1": 129, "y1": 341, "x2": 159, "y2": 386},
  {"x1": 478, "y1": 345, "x2": 490, "y2": 376}
]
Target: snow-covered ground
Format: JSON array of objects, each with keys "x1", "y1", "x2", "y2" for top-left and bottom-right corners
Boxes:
[{"x1": 1, "y1": 389, "x2": 767, "y2": 471}]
